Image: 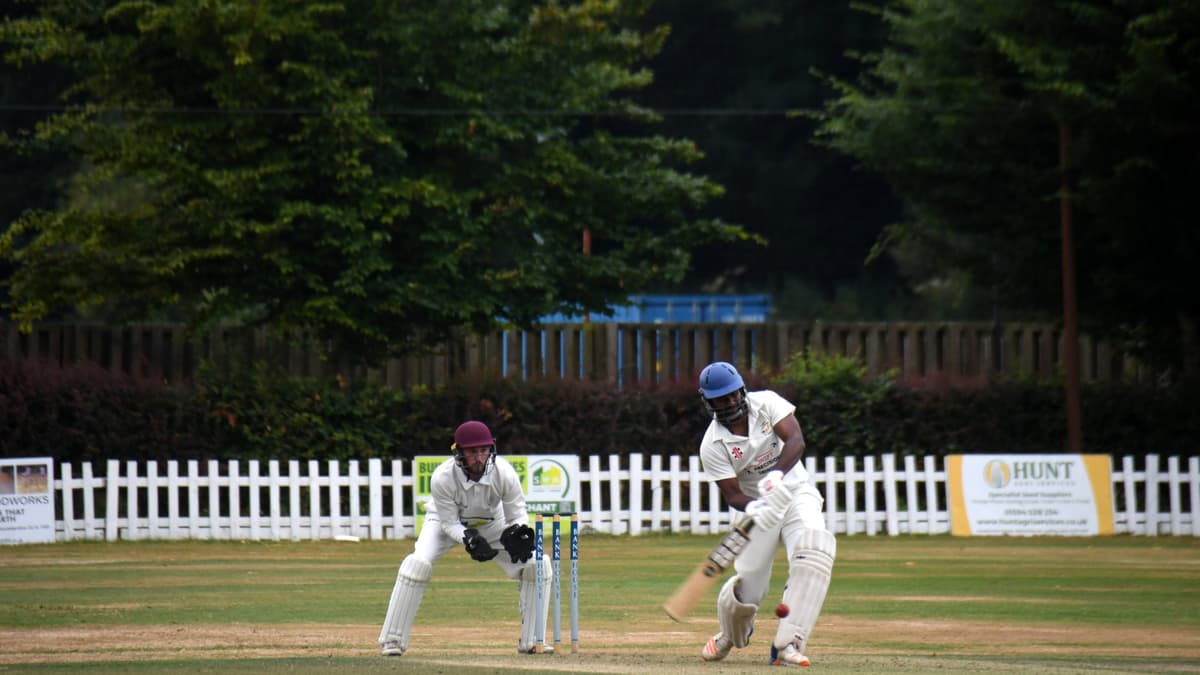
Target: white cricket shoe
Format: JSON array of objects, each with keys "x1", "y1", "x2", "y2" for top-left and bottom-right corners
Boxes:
[
  {"x1": 518, "y1": 642, "x2": 555, "y2": 655},
  {"x1": 700, "y1": 632, "x2": 732, "y2": 662},
  {"x1": 770, "y1": 642, "x2": 810, "y2": 667},
  {"x1": 380, "y1": 641, "x2": 405, "y2": 657}
]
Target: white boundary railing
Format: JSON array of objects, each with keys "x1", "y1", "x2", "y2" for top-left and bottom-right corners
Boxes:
[{"x1": 49, "y1": 453, "x2": 1199, "y2": 542}]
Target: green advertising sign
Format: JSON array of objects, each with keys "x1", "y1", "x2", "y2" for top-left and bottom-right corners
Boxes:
[{"x1": 412, "y1": 455, "x2": 580, "y2": 535}]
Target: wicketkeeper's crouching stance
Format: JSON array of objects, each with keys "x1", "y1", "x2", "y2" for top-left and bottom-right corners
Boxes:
[
  {"x1": 378, "y1": 420, "x2": 553, "y2": 656},
  {"x1": 695, "y1": 362, "x2": 837, "y2": 667}
]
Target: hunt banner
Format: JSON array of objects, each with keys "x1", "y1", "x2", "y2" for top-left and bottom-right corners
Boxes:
[{"x1": 948, "y1": 454, "x2": 1115, "y2": 536}]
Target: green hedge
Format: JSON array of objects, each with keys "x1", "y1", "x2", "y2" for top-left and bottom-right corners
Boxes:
[
  {"x1": 0, "y1": 359, "x2": 225, "y2": 463},
  {"x1": 2, "y1": 356, "x2": 1197, "y2": 465},
  {"x1": 772, "y1": 350, "x2": 1200, "y2": 459}
]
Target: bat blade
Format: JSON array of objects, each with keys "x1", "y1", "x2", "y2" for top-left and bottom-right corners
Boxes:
[
  {"x1": 662, "y1": 518, "x2": 756, "y2": 622},
  {"x1": 662, "y1": 561, "x2": 721, "y2": 622}
]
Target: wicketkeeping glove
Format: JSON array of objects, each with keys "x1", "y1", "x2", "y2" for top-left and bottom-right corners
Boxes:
[
  {"x1": 462, "y1": 528, "x2": 499, "y2": 562},
  {"x1": 500, "y1": 523, "x2": 537, "y2": 563}
]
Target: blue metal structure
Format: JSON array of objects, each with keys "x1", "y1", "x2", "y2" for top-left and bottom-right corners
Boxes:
[
  {"x1": 508, "y1": 295, "x2": 771, "y2": 385},
  {"x1": 539, "y1": 294, "x2": 769, "y2": 324}
]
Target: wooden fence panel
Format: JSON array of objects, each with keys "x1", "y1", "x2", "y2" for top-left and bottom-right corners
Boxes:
[
  {"x1": 1, "y1": 319, "x2": 1186, "y2": 387},
  {"x1": 692, "y1": 325, "x2": 713, "y2": 375},
  {"x1": 626, "y1": 326, "x2": 643, "y2": 384},
  {"x1": 601, "y1": 324, "x2": 618, "y2": 384},
  {"x1": 658, "y1": 325, "x2": 679, "y2": 383},
  {"x1": 563, "y1": 327, "x2": 582, "y2": 381},
  {"x1": 637, "y1": 326, "x2": 656, "y2": 384}
]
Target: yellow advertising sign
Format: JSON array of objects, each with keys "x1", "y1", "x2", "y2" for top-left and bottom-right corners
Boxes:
[{"x1": 948, "y1": 454, "x2": 1115, "y2": 536}]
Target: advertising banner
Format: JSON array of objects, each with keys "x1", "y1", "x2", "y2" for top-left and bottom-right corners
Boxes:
[
  {"x1": 413, "y1": 455, "x2": 581, "y2": 535},
  {"x1": 0, "y1": 457, "x2": 55, "y2": 545},
  {"x1": 948, "y1": 454, "x2": 1115, "y2": 536}
]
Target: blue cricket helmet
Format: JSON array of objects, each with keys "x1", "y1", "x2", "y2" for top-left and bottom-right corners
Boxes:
[
  {"x1": 698, "y1": 361, "x2": 745, "y2": 398},
  {"x1": 698, "y1": 362, "x2": 749, "y2": 424}
]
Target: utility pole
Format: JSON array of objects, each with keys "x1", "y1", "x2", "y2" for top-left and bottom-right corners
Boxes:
[
  {"x1": 1059, "y1": 124, "x2": 1082, "y2": 454},
  {"x1": 582, "y1": 228, "x2": 592, "y2": 324}
]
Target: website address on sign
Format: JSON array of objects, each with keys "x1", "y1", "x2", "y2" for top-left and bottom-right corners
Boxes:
[{"x1": 976, "y1": 519, "x2": 1090, "y2": 527}]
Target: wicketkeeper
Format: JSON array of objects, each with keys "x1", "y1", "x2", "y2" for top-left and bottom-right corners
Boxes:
[
  {"x1": 378, "y1": 420, "x2": 553, "y2": 656},
  {"x1": 696, "y1": 361, "x2": 837, "y2": 667}
]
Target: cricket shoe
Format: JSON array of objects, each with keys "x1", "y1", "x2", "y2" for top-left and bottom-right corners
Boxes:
[
  {"x1": 769, "y1": 643, "x2": 810, "y2": 667},
  {"x1": 700, "y1": 632, "x2": 733, "y2": 662},
  {"x1": 518, "y1": 643, "x2": 555, "y2": 655},
  {"x1": 380, "y1": 641, "x2": 405, "y2": 657}
]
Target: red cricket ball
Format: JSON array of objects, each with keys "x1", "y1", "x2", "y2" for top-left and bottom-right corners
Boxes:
[{"x1": 775, "y1": 603, "x2": 790, "y2": 618}]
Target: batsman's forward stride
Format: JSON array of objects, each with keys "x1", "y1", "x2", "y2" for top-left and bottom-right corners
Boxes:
[
  {"x1": 378, "y1": 420, "x2": 552, "y2": 656},
  {"x1": 696, "y1": 361, "x2": 837, "y2": 667}
]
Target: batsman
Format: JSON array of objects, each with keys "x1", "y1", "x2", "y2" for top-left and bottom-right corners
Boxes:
[{"x1": 695, "y1": 362, "x2": 837, "y2": 667}]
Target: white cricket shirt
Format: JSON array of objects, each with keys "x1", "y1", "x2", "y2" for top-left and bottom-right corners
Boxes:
[
  {"x1": 427, "y1": 455, "x2": 529, "y2": 542},
  {"x1": 698, "y1": 389, "x2": 811, "y2": 497}
]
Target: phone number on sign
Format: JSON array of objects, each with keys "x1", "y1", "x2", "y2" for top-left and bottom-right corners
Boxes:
[{"x1": 1003, "y1": 508, "x2": 1059, "y2": 516}]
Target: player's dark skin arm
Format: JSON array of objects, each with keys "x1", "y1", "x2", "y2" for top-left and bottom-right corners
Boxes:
[
  {"x1": 772, "y1": 414, "x2": 807, "y2": 475},
  {"x1": 715, "y1": 413, "x2": 806, "y2": 512}
]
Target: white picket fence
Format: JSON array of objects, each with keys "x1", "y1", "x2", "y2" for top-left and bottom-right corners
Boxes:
[{"x1": 50, "y1": 453, "x2": 1199, "y2": 542}]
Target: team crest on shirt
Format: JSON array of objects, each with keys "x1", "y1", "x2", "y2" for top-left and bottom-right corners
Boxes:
[
  {"x1": 759, "y1": 418, "x2": 772, "y2": 434},
  {"x1": 731, "y1": 446, "x2": 743, "y2": 459}
]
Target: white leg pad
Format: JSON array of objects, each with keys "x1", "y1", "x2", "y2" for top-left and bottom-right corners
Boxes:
[
  {"x1": 518, "y1": 557, "x2": 554, "y2": 652},
  {"x1": 378, "y1": 555, "x2": 433, "y2": 651},
  {"x1": 774, "y1": 528, "x2": 836, "y2": 652},
  {"x1": 717, "y1": 575, "x2": 758, "y2": 648}
]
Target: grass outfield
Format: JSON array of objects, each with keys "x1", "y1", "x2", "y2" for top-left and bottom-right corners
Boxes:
[{"x1": 0, "y1": 534, "x2": 1197, "y2": 673}]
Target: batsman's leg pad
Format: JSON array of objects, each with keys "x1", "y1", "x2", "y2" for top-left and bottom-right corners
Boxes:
[
  {"x1": 773, "y1": 528, "x2": 836, "y2": 653},
  {"x1": 518, "y1": 557, "x2": 554, "y2": 652},
  {"x1": 379, "y1": 555, "x2": 433, "y2": 651},
  {"x1": 718, "y1": 575, "x2": 759, "y2": 649}
]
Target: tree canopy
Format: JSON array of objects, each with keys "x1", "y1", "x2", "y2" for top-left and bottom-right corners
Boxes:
[
  {"x1": 0, "y1": 0, "x2": 746, "y2": 363},
  {"x1": 635, "y1": 0, "x2": 906, "y2": 315},
  {"x1": 816, "y1": 0, "x2": 1200, "y2": 370}
]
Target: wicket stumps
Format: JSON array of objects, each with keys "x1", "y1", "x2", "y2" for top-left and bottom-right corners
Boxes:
[{"x1": 534, "y1": 512, "x2": 580, "y2": 653}]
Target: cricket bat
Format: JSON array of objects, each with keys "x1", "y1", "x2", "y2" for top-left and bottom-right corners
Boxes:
[{"x1": 662, "y1": 517, "x2": 755, "y2": 622}]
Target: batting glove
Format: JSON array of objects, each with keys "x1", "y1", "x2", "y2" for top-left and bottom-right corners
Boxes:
[
  {"x1": 746, "y1": 498, "x2": 783, "y2": 529},
  {"x1": 747, "y1": 470, "x2": 792, "y2": 529},
  {"x1": 760, "y1": 470, "x2": 792, "y2": 508}
]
